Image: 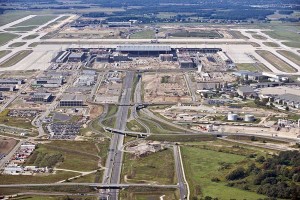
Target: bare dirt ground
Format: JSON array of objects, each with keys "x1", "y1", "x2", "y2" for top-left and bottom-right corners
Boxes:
[
  {"x1": 88, "y1": 104, "x2": 104, "y2": 119},
  {"x1": 143, "y1": 72, "x2": 192, "y2": 103},
  {"x1": 0, "y1": 137, "x2": 17, "y2": 154}
]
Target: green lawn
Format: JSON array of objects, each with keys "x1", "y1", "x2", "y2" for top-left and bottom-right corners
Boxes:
[
  {"x1": 8, "y1": 42, "x2": 26, "y2": 47},
  {"x1": 170, "y1": 30, "x2": 223, "y2": 38},
  {"x1": 12, "y1": 15, "x2": 57, "y2": 27},
  {"x1": 121, "y1": 149, "x2": 176, "y2": 184},
  {"x1": 25, "y1": 141, "x2": 100, "y2": 171},
  {"x1": 262, "y1": 23, "x2": 300, "y2": 43},
  {"x1": 252, "y1": 34, "x2": 267, "y2": 40},
  {"x1": 120, "y1": 187, "x2": 179, "y2": 200},
  {"x1": 181, "y1": 146, "x2": 266, "y2": 199},
  {"x1": 236, "y1": 63, "x2": 258, "y2": 72},
  {"x1": 28, "y1": 42, "x2": 40, "y2": 47},
  {"x1": 130, "y1": 30, "x2": 155, "y2": 39},
  {"x1": 0, "y1": 50, "x2": 11, "y2": 59},
  {"x1": 0, "y1": 171, "x2": 79, "y2": 184},
  {"x1": 0, "y1": 50, "x2": 32, "y2": 68},
  {"x1": 0, "y1": 12, "x2": 31, "y2": 26},
  {"x1": 0, "y1": 32, "x2": 19, "y2": 46}
]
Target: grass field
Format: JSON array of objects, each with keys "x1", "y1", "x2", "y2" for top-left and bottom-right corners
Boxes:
[
  {"x1": 170, "y1": 30, "x2": 223, "y2": 38},
  {"x1": 0, "y1": 32, "x2": 19, "y2": 46},
  {"x1": 262, "y1": 23, "x2": 300, "y2": 43},
  {"x1": 282, "y1": 41, "x2": 300, "y2": 48},
  {"x1": 25, "y1": 141, "x2": 100, "y2": 171},
  {"x1": 0, "y1": 50, "x2": 32, "y2": 68},
  {"x1": 256, "y1": 50, "x2": 297, "y2": 73},
  {"x1": 130, "y1": 30, "x2": 155, "y2": 39},
  {"x1": 28, "y1": 42, "x2": 39, "y2": 47},
  {"x1": 146, "y1": 134, "x2": 216, "y2": 142},
  {"x1": 70, "y1": 170, "x2": 103, "y2": 183},
  {"x1": 0, "y1": 50, "x2": 11, "y2": 59},
  {"x1": 23, "y1": 34, "x2": 39, "y2": 40},
  {"x1": 277, "y1": 50, "x2": 300, "y2": 66},
  {"x1": 9, "y1": 195, "x2": 97, "y2": 200},
  {"x1": 0, "y1": 109, "x2": 34, "y2": 129},
  {"x1": 252, "y1": 34, "x2": 267, "y2": 40},
  {"x1": 262, "y1": 42, "x2": 280, "y2": 47},
  {"x1": 228, "y1": 30, "x2": 249, "y2": 39},
  {"x1": 236, "y1": 63, "x2": 271, "y2": 72},
  {"x1": 0, "y1": 171, "x2": 79, "y2": 184},
  {"x1": 0, "y1": 12, "x2": 31, "y2": 26},
  {"x1": 5, "y1": 26, "x2": 38, "y2": 32},
  {"x1": 121, "y1": 149, "x2": 176, "y2": 184},
  {"x1": 12, "y1": 15, "x2": 57, "y2": 27},
  {"x1": 126, "y1": 120, "x2": 147, "y2": 133},
  {"x1": 181, "y1": 146, "x2": 266, "y2": 199},
  {"x1": 8, "y1": 42, "x2": 26, "y2": 47},
  {"x1": 120, "y1": 187, "x2": 179, "y2": 200}
]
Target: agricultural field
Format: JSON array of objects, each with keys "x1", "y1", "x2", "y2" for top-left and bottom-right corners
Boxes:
[
  {"x1": 277, "y1": 50, "x2": 300, "y2": 66},
  {"x1": 0, "y1": 32, "x2": 19, "y2": 46},
  {"x1": 121, "y1": 148, "x2": 176, "y2": 184},
  {"x1": 0, "y1": 50, "x2": 32, "y2": 68},
  {"x1": 256, "y1": 50, "x2": 297, "y2": 73}
]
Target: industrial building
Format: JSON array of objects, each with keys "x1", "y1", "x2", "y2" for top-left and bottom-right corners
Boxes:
[
  {"x1": 30, "y1": 93, "x2": 53, "y2": 102},
  {"x1": 116, "y1": 45, "x2": 172, "y2": 56},
  {"x1": 107, "y1": 21, "x2": 132, "y2": 27},
  {"x1": 250, "y1": 82, "x2": 283, "y2": 89},
  {"x1": 34, "y1": 77, "x2": 63, "y2": 86},
  {"x1": 0, "y1": 85, "x2": 16, "y2": 91},
  {"x1": 68, "y1": 52, "x2": 85, "y2": 62},
  {"x1": 112, "y1": 52, "x2": 129, "y2": 62},
  {"x1": 237, "y1": 86, "x2": 257, "y2": 98},
  {"x1": 59, "y1": 94, "x2": 85, "y2": 107},
  {"x1": 56, "y1": 51, "x2": 71, "y2": 63},
  {"x1": 232, "y1": 71, "x2": 267, "y2": 81},
  {"x1": 96, "y1": 54, "x2": 111, "y2": 62},
  {"x1": 274, "y1": 93, "x2": 300, "y2": 109},
  {"x1": 178, "y1": 57, "x2": 195, "y2": 68},
  {"x1": 159, "y1": 54, "x2": 173, "y2": 61},
  {"x1": 0, "y1": 79, "x2": 24, "y2": 85}
]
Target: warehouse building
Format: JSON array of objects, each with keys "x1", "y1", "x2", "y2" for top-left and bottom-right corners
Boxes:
[
  {"x1": 178, "y1": 57, "x2": 195, "y2": 68},
  {"x1": 107, "y1": 21, "x2": 132, "y2": 27},
  {"x1": 116, "y1": 45, "x2": 172, "y2": 56},
  {"x1": 30, "y1": 93, "x2": 53, "y2": 102},
  {"x1": 96, "y1": 54, "x2": 111, "y2": 62},
  {"x1": 112, "y1": 52, "x2": 129, "y2": 62},
  {"x1": 237, "y1": 86, "x2": 257, "y2": 98},
  {"x1": 274, "y1": 93, "x2": 300, "y2": 109},
  {"x1": 34, "y1": 77, "x2": 63, "y2": 86},
  {"x1": 0, "y1": 85, "x2": 16, "y2": 91},
  {"x1": 56, "y1": 51, "x2": 71, "y2": 63},
  {"x1": 68, "y1": 52, "x2": 85, "y2": 62},
  {"x1": 59, "y1": 94, "x2": 85, "y2": 107},
  {"x1": 159, "y1": 54, "x2": 173, "y2": 61},
  {"x1": 0, "y1": 79, "x2": 24, "y2": 85}
]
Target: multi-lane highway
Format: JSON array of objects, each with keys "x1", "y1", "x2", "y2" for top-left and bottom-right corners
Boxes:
[{"x1": 102, "y1": 71, "x2": 134, "y2": 200}]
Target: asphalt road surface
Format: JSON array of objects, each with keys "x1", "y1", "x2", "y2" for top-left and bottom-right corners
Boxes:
[{"x1": 101, "y1": 71, "x2": 134, "y2": 200}]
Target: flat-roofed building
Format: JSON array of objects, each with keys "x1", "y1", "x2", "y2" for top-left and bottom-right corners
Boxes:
[
  {"x1": 31, "y1": 93, "x2": 53, "y2": 102},
  {"x1": 68, "y1": 52, "x2": 85, "y2": 62},
  {"x1": 0, "y1": 85, "x2": 16, "y2": 91},
  {"x1": 59, "y1": 94, "x2": 85, "y2": 107},
  {"x1": 237, "y1": 86, "x2": 257, "y2": 97},
  {"x1": 0, "y1": 79, "x2": 24, "y2": 85},
  {"x1": 108, "y1": 21, "x2": 132, "y2": 27},
  {"x1": 34, "y1": 77, "x2": 63, "y2": 86}
]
